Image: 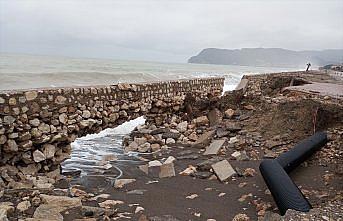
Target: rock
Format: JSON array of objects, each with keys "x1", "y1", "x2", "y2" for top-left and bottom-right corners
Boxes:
[
  {"x1": 232, "y1": 213, "x2": 250, "y2": 221},
  {"x1": 224, "y1": 122, "x2": 242, "y2": 132},
  {"x1": 3, "y1": 116, "x2": 15, "y2": 125},
  {"x1": 82, "y1": 110, "x2": 91, "y2": 118},
  {"x1": 162, "y1": 132, "x2": 180, "y2": 140},
  {"x1": 151, "y1": 143, "x2": 161, "y2": 152},
  {"x1": 33, "y1": 150, "x2": 46, "y2": 162},
  {"x1": 33, "y1": 204, "x2": 64, "y2": 221},
  {"x1": 18, "y1": 164, "x2": 40, "y2": 175},
  {"x1": 196, "y1": 157, "x2": 224, "y2": 171},
  {"x1": 16, "y1": 200, "x2": 31, "y2": 212},
  {"x1": 25, "y1": 91, "x2": 38, "y2": 101},
  {"x1": 43, "y1": 144, "x2": 56, "y2": 159},
  {"x1": 203, "y1": 139, "x2": 226, "y2": 155},
  {"x1": 55, "y1": 95, "x2": 67, "y2": 104},
  {"x1": 261, "y1": 211, "x2": 282, "y2": 221},
  {"x1": 186, "y1": 193, "x2": 198, "y2": 199},
  {"x1": 114, "y1": 179, "x2": 136, "y2": 188},
  {"x1": 211, "y1": 160, "x2": 236, "y2": 182},
  {"x1": 243, "y1": 168, "x2": 256, "y2": 177},
  {"x1": 40, "y1": 194, "x2": 82, "y2": 209},
  {"x1": 0, "y1": 135, "x2": 7, "y2": 145},
  {"x1": 29, "y1": 118, "x2": 40, "y2": 127},
  {"x1": 31, "y1": 197, "x2": 41, "y2": 207},
  {"x1": 188, "y1": 132, "x2": 198, "y2": 141},
  {"x1": 224, "y1": 109, "x2": 235, "y2": 118},
  {"x1": 193, "y1": 116, "x2": 209, "y2": 126},
  {"x1": 229, "y1": 136, "x2": 239, "y2": 144},
  {"x1": 135, "y1": 206, "x2": 145, "y2": 214},
  {"x1": 166, "y1": 138, "x2": 175, "y2": 145},
  {"x1": 208, "y1": 108, "x2": 223, "y2": 126},
  {"x1": 134, "y1": 137, "x2": 147, "y2": 146},
  {"x1": 4, "y1": 140, "x2": 18, "y2": 152},
  {"x1": 176, "y1": 121, "x2": 188, "y2": 133},
  {"x1": 216, "y1": 128, "x2": 230, "y2": 138},
  {"x1": 125, "y1": 141, "x2": 139, "y2": 152},
  {"x1": 58, "y1": 113, "x2": 68, "y2": 124},
  {"x1": 191, "y1": 171, "x2": 212, "y2": 179},
  {"x1": 89, "y1": 194, "x2": 111, "y2": 201},
  {"x1": 70, "y1": 186, "x2": 88, "y2": 197},
  {"x1": 8, "y1": 98, "x2": 16, "y2": 105},
  {"x1": 192, "y1": 130, "x2": 215, "y2": 148},
  {"x1": 81, "y1": 206, "x2": 108, "y2": 217},
  {"x1": 179, "y1": 165, "x2": 197, "y2": 176},
  {"x1": 151, "y1": 128, "x2": 169, "y2": 135},
  {"x1": 138, "y1": 143, "x2": 150, "y2": 152},
  {"x1": 231, "y1": 151, "x2": 250, "y2": 161},
  {"x1": 98, "y1": 200, "x2": 124, "y2": 209},
  {"x1": 244, "y1": 105, "x2": 255, "y2": 110},
  {"x1": 0, "y1": 202, "x2": 14, "y2": 221}
]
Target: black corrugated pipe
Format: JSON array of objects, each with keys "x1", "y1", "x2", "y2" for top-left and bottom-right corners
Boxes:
[
  {"x1": 276, "y1": 131, "x2": 327, "y2": 173},
  {"x1": 259, "y1": 131, "x2": 328, "y2": 215}
]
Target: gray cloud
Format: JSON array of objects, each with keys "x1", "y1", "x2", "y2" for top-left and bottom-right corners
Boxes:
[{"x1": 0, "y1": 0, "x2": 342, "y2": 62}]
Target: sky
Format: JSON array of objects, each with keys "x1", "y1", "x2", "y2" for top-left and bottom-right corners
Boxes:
[{"x1": 0, "y1": 0, "x2": 342, "y2": 63}]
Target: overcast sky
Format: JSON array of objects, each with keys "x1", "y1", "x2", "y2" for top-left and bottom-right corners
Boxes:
[{"x1": 0, "y1": 0, "x2": 342, "y2": 62}]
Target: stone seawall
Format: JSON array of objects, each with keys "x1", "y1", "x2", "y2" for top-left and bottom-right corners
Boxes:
[{"x1": 0, "y1": 78, "x2": 224, "y2": 175}]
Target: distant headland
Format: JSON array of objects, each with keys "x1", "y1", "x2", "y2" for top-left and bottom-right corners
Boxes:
[{"x1": 188, "y1": 48, "x2": 343, "y2": 68}]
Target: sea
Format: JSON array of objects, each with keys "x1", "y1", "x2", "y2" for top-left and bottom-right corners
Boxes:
[{"x1": 0, "y1": 53, "x2": 299, "y2": 182}]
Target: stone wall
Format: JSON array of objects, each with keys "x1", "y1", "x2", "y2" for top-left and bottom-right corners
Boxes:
[{"x1": 0, "y1": 78, "x2": 224, "y2": 174}]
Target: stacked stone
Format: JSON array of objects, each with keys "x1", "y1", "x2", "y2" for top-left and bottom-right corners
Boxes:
[{"x1": 0, "y1": 77, "x2": 224, "y2": 180}]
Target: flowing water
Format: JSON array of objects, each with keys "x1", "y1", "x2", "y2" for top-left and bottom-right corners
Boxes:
[{"x1": 0, "y1": 53, "x2": 299, "y2": 177}]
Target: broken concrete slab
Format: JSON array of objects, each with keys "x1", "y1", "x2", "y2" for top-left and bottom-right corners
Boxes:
[
  {"x1": 235, "y1": 78, "x2": 249, "y2": 93},
  {"x1": 159, "y1": 163, "x2": 176, "y2": 178},
  {"x1": 211, "y1": 160, "x2": 236, "y2": 182},
  {"x1": 141, "y1": 160, "x2": 176, "y2": 178},
  {"x1": 203, "y1": 139, "x2": 226, "y2": 156}
]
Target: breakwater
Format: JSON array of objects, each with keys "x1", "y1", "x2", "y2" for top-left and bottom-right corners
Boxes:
[{"x1": 0, "y1": 78, "x2": 224, "y2": 175}]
